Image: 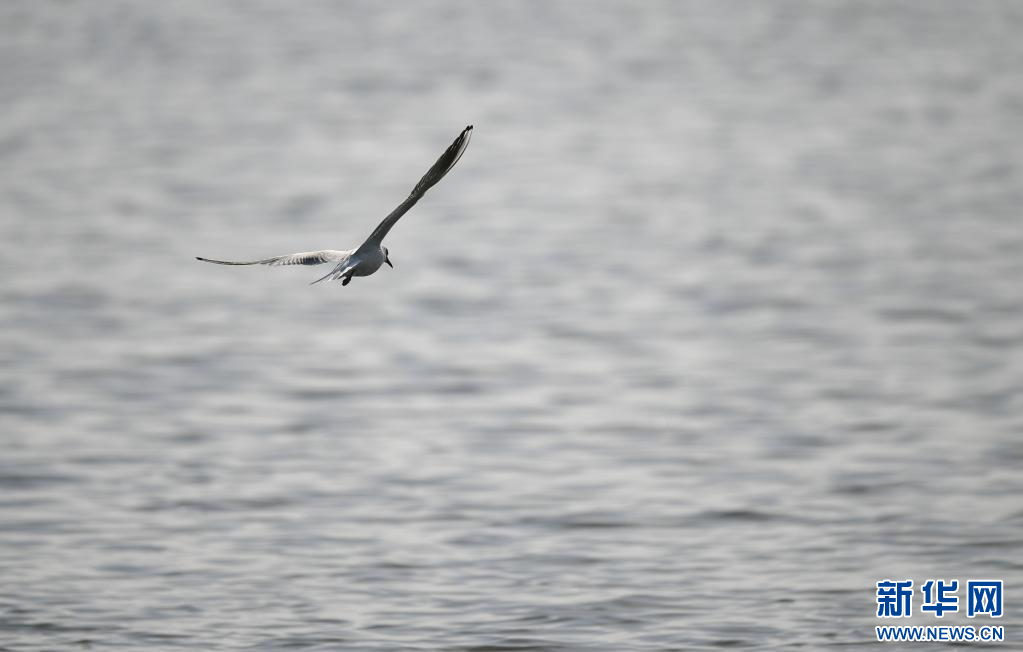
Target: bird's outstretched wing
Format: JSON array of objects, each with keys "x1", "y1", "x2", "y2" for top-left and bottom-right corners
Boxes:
[
  {"x1": 196, "y1": 250, "x2": 346, "y2": 267},
  {"x1": 360, "y1": 125, "x2": 472, "y2": 249}
]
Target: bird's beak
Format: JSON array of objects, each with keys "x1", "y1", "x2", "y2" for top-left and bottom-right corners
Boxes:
[{"x1": 385, "y1": 256, "x2": 393, "y2": 268}]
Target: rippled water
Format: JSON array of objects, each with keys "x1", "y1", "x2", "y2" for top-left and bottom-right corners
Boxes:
[{"x1": 2, "y1": 2, "x2": 1022, "y2": 650}]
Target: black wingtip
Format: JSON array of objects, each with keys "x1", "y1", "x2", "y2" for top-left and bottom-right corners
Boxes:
[{"x1": 465, "y1": 124, "x2": 473, "y2": 132}]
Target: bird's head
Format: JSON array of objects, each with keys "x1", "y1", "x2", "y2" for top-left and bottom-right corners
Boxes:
[{"x1": 383, "y1": 246, "x2": 393, "y2": 268}]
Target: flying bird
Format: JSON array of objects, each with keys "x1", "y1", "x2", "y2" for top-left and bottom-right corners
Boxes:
[{"x1": 197, "y1": 125, "x2": 473, "y2": 286}]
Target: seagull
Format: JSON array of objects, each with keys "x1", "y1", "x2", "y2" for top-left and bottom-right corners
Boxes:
[{"x1": 197, "y1": 125, "x2": 472, "y2": 286}]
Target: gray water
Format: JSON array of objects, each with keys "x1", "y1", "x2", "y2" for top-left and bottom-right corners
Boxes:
[{"x1": 2, "y1": 2, "x2": 1022, "y2": 650}]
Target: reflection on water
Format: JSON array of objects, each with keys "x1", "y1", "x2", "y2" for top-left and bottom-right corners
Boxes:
[{"x1": 2, "y1": 2, "x2": 1022, "y2": 649}]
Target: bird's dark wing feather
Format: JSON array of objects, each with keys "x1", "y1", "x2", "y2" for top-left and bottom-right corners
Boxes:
[{"x1": 360, "y1": 125, "x2": 472, "y2": 249}]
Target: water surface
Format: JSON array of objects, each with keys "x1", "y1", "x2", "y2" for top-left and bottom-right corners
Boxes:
[{"x1": 2, "y1": 2, "x2": 1022, "y2": 649}]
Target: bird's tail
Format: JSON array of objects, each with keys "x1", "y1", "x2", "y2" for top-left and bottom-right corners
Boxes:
[
  {"x1": 310, "y1": 261, "x2": 356, "y2": 285},
  {"x1": 310, "y1": 266, "x2": 340, "y2": 285}
]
